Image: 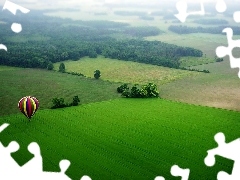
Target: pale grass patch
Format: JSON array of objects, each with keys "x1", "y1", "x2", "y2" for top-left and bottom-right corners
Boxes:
[{"x1": 54, "y1": 56, "x2": 198, "y2": 85}]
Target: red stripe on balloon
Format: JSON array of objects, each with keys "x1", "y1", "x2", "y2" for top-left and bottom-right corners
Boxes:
[
  {"x1": 18, "y1": 98, "x2": 24, "y2": 112},
  {"x1": 27, "y1": 97, "x2": 32, "y2": 118},
  {"x1": 32, "y1": 97, "x2": 39, "y2": 110}
]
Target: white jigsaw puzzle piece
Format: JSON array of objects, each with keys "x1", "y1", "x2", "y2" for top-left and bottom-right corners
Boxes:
[
  {"x1": 171, "y1": 165, "x2": 190, "y2": 180},
  {"x1": 0, "y1": 141, "x2": 21, "y2": 177},
  {"x1": 175, "y1": 0, "x2": 205, "y2": 23},
  {"x1": 80, "y1": 175, "x2": 92, "y2": 180},
  {"x1": 204, "y1": 132, "x2": 240, "y2": 180},
  {"x1": 216, "y1": 28, "x2": 240, "y2": 78},
  {"x1": 233, "y1": 11, "x2": 240, "y2": 23},
  {"x1": 0, "y1": 123, "x2": 9, "y2": 132},
  {"x1": 155, "y1": 164, "x2": 190, "y2": 180},
  {"x1": 20, "y1": 142, "x2": 43, "y2": 174},
  {"x1": 2, "y1": 0, "x2": 30, "y2": 15},
  {"x1": 0, "y1": 44, "x2": 7, "y2": 51},
  {"x1": 216, "y1": 0, "x2": 227, "y2": 13},
  {"x1": 0, "y1": 123, "x2": 79, "y2": 179}
]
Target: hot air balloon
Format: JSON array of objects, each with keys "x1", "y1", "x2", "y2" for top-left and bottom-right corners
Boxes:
[{"x1": 18, "y1": 96, "x2": 39, "y2": 121}]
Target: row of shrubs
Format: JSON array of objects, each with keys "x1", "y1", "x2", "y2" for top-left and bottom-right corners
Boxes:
[
  {"x1": 180, "y1": 67, "x2": 210, "y2": 73},
  {"x1": 65, "y1": 71, "x2": 86, "y2": 77},
  {"x1": 117, "y1": 83, "x2": 159, "y2": 98},
  {"x1": 51, "y1": 96, "x2": 80, "y2": 109}
]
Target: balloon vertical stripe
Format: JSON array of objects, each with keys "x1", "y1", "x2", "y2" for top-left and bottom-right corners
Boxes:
[
  {"x1": 23, "y1": 98, "x2": 28, "y2": 117},
  {"x1": 18, "y1": 96, "x2": 39, "y2": 120},
  {"x1": 32, "y1": 97, "x2": 39, "y2": 110},
  {"x1": 32, "y1": 98, "x2": 37, "y2": 116},
  {"x1": 27, "y1": 98, "x2": 32, "y2": 118}
]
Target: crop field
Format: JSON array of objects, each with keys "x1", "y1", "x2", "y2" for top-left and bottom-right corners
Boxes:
[
  {"x1": 0, "y1": 66, "x2": 121, "y2": 116},
  {"x1": 1, "y1": 98, "x2": 240, "y2": 179},
  {"x1": 179, "y1": 56, "x2": 216, "y2": 67},
  {"x1": 161, "y1": 60, "x2": 240, "y2": 111},
  {"x1": 53, "y1": 56, "x2": 198, "y2": 85}
]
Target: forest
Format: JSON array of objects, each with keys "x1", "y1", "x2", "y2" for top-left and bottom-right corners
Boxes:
[
  {"x1": 192, "y1": 19, "x2": 228, "y2": 25},
  {"x1": 168, "y1": 25, "x2": 240, "y2": 35},
  {"x1": 0, "y1": 11, "x2": 202, "y2": 69}
]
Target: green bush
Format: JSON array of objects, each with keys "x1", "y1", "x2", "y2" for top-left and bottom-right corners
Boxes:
[
  {"x1": 117, "y1": 83, "x2": 129, "y2": 93},
  {"x1": 59, "y1": 63, "x2": 65, "y2": 73},
  {"x1": 47, "y1": 61, "x2": 54, "y2": 70},
  {"x1": 94, "y1": 70, "x2": 101, "y2": 79},
  {"x1": 51, "y1": 95, "x2": 80, "y2": 109},
  {"x1": 51, "y1": 98, "x2": 67, "y2": 109},
  {"x1": 120, "y1": 83, "x2": 159, "y2": 98}
]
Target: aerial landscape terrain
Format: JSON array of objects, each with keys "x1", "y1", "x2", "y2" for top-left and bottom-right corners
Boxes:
[{"x1": 0, "y1": 0, "x2": 240, "y2": 179}]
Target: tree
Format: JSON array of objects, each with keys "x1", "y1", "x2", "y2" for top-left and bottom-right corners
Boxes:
[
  {"x1": 47, "y1": 61, "x2": 54, "y2": 70},
  {"x1": 59, "y1": 63, "x2": 65, "y2": 73},
  {"x1": 142, "y1": 83, "x2": 159, "y2": 98},
  {"x1": 72, "y1": 95, "x2": 80, "y2": 106},
  {"x1": 51, "y1": 98, "x2": 66, "y2": 109},
  {"x1": 117, "y1": 83, "x2": 129, "y2": 93},
  {"x1": 120, "y1": 83, "x2": 159, "y2": 98},
  {"x1": 94, "y1": 70, "x2": 101, "y2": 79}
]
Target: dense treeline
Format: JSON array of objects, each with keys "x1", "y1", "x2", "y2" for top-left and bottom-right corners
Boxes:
[
  {"x1": 123, "y1": 26, "x2": 163, "y2": 37},
  {"x1": 168, "y1": 25, "x2": 240, "y2": 35},
  {"x1": 0, "y1": 11, "x2": 203, "y2": 69},
  {"x1": 192, "y1": 19, "x2": 228, "y2": 25},
  {"x1": 102, "y1": 40, "x2": 202, "y2": 68}
]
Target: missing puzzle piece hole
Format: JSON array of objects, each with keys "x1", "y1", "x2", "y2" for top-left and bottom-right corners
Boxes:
[{"x1": 232, "y1": 47, "x2": 240, "y2": 59}]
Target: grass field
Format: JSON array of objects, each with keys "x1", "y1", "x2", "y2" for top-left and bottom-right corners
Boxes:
[
  {"x1": 179, "y1": 56, "x2": 216, "y2": 67},
  {"x1": 54, "y1": 56, "x2": 198, "y2": 85},
  {"x1": 161, "y1": 60, "x2": 240, "y2": 111},
  {"x1": 0, "y1": 66, "x2": 121, "y2": 116},
  {"x1": 1, "y1": 98, "x2": 239, "y2": 179}
]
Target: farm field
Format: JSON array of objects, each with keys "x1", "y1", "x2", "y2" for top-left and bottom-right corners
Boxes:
[
  {"x1": 179, "y1": 56, "x2": 216, "y2": 68},
  {"x1": 0, "y1": 66, "x2": 121, "y2": 116},
  {"x1": 161, "y1": 60, "x2": 240, "y2": 111},
  {"x1": 53, "y1": 55, "x2": 240, "y2": 111},
  {"x1": 54, "y1": 56, "x2": 198, "y2": 85},
  {"x1": 0, "y1": 98, "x2": 239, "y2": 179}
]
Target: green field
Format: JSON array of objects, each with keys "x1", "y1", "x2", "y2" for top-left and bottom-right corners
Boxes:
[
  {"x1": 54, "y1": 56, "x2": 198, "y2": 85},
  {"x1": 179, "y1": 56, "x2": 216, "y2": 68},
  {"x1": 0, "y1": 66, "x2": 121, "y2": 116},
  {"x1": 1, "y1": 98, "x2": 239, "y2": 179},
  {"x1": 161, "y1": 60, "x2": 240, "y2": 111}
]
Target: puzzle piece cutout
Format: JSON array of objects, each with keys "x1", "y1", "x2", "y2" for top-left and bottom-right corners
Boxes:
[
  {"x1": 204, "y1": 132, "x2": 240, "y2": 180},
  {"x1": 215, "y1": 0, "x2": 227, "y2": 13},
  {"x1": 233, "y1": 11, "x2": 240, "y2": 23},
  {"x1": 155, "y1": 165, "x2": 190, "y2": 180},
  {"x1": 1, "y1": 0, "x2": 30, "y2": 51},
  {"x1": 2, "y1": 0, "x2": 30, "y2": 33},
  {"x1": 216, "y1": 28, "x2": 240, "y2": 78},
  {"x1": 0, "y1": 123, "x2": 91, "y2": 179},
  {"x1": 0, "y1": 44, "x2": 7, "y2": 51},
  {"x1": 174, "y1": 0, "x2": 205, "y2": 23}
]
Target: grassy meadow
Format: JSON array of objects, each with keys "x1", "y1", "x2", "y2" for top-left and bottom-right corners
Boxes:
[
  {"x1": 54, "y1": 56, "x2": 198, "y2": 85},
  {"x1": 0, "y1": 66, "x2": 121, "y2": 116},
  {"x1": 161, "y1": 60, "x2": 240, "y2": 111},
  {"x1": 1, "y1": 98, "x2": 240, "y2": 179}
]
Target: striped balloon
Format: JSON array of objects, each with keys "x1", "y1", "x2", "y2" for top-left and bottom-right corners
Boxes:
[{"x1": 18, "y1": 96, "x2": 39, "y2": 120}]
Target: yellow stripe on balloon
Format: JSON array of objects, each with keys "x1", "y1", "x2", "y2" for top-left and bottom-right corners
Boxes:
[
  {"x1": 31, "y1": 98, "x2": 37, "y2": 115},
  {"x1": 23, "y1": 98, "x2": 28, "y2": 116}
]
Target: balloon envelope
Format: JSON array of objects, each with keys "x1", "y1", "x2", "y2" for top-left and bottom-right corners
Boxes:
[{"x1": 18, "y1": 96, "x2": 39, "y2": 119}]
